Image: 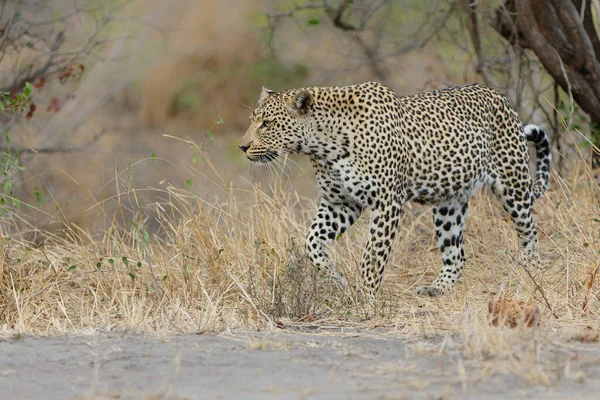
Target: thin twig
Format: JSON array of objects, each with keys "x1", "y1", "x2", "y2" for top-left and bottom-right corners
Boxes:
[{"x1": 516, "y1": 259, "x2": 559, "y2": 319}]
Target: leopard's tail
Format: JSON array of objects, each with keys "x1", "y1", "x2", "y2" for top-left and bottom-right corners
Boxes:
[{"x1": 524, "y1": 124, "x2": 551, "y2": 200}]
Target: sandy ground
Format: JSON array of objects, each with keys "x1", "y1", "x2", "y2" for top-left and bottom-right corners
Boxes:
[{"x1": 1, "y1": 329, "x2": 600, "y2": 400}]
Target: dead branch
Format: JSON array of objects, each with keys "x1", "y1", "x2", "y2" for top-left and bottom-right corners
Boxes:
[
  {"x1": 0, "y1": 1, "x2": 133, "y2": 94},
  {"x1": 516, "y1": 258, "x2": 559, "y2": 319},
  {"x1": 6, "y1": 30, "x2": 66, "y2": 94},
  {"x1": 266, "y1": 0, "x2": 456, "y2": 84}
]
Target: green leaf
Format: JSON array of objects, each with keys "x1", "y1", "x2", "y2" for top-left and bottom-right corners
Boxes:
[
  {"x1": 67, "y1": 265, "x2": 77, "y2": 272},
  {"x1": 307, "y1": 18, "x2": 320, "y2": 25},
  {"x1": 34, "y1": 187, "x2": 45, "y2": 204},
  {"x1": 24, "y1": 82, "x2": 32, "y2": 96},
  {"x1": 122, "y1": 256, "x2": 129, "y2": 266},
  {"x1": 162, "y1": 274, "x2": 168, "y2": 281},
  {"x1": 108, "y1": 258, "x2": 115, "y2": 264},
  {"x1": 186, "y1": 179, "x2": 192, "y2": 189}
]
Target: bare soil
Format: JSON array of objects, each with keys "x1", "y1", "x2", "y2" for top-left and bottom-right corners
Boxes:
[{"x1": 1, "y1": 329, "x2": 599, "y2": 399}]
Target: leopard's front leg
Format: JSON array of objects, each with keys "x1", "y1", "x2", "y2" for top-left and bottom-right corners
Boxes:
[
  {"x1": 359, "y1": 200, "x2": 402, "y2": 302},
  {"x1": 305, "y1": 199, "x2": 362, "y2": 288}
]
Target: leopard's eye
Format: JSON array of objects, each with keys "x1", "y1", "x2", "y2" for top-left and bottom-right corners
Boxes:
[{"x1": 260, "y1": 120, "x2": 273, "y2": 129}]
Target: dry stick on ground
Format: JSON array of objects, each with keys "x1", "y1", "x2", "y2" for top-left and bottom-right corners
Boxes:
[{"x1": 515, "y1": 259, "x2": 559, "y2": 319}]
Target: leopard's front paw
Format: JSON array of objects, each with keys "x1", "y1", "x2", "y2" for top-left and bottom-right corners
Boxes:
[{"x1": 415, "y1": 285, "x2": 446, "y2": 298}]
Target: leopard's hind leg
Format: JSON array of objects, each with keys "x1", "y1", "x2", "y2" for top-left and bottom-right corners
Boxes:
[{"x1": 416, "y1": 197, "x2": 469, "y2": 297}]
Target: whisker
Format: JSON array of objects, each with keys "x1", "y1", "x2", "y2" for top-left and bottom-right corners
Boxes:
[
  {"x1": 276, "y1": 160, "x2": 293, "y2": 185},
  {"x1": 237, "y1": 101, "x2": 255, "y2": 113},
  {"x1": 281, "y1": 154, "x2": 304, "y2": 172}
]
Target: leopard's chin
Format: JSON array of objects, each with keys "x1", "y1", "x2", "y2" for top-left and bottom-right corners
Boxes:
[{"x1": 247, "y1": 151, "x2": 279, "y2": 163}]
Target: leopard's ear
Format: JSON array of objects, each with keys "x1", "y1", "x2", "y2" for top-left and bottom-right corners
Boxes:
[
  {"x1": 258, "y1": 86, "x2": 275, "y2": 105},
  {"x1": 291, "y1": 90, "x2": 313, "y2": 116}
]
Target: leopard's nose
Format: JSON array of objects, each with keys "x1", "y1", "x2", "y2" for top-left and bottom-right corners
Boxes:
[{"x1": 238, "y1": 144, "x2": 250, "y2": 153}]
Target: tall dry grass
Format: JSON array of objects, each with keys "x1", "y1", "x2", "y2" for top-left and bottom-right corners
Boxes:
[{"x1": 0, "y1": 138, "x2": 599, "y2": 354}]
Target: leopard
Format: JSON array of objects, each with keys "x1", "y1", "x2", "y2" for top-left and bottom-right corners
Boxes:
[{"x1": 238, "y1": 81, "x2": 550, "y2": 300}]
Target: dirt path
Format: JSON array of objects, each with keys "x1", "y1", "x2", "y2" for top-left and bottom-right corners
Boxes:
[{"x1": 1, "y1": 330, "x2": 599, "y2": 399}]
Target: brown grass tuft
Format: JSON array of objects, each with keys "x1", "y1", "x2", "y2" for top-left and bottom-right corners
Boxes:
[{"x1": 488, "y1": 297, "x2": 541, "y2": 328}]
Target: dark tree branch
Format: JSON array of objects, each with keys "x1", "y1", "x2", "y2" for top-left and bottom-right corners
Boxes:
[
  {"x1": 327, "y1": 0, "x2": 357, "y2": 31},
  {"x1": 324, "y1": 0, "x2": 388, "y2": 81},
  {"x1": 494, "y1": 1, "x2": 527, "y2": 47},
  {"x1": 532, "y1": 0, "x2": 574, "y2": 61},
  {"x1": 492, "y1": 0, "x2": 600, "y2": 166},
  {"x1": 6, "y1": 30, "x2": 66, "y2": 94},
  {"x1": 549, "y1": 0, "x2": 597, "y2": 73},
  {"x1": 494, "y1": 0, "x2": 600, "y2": 127},
  {"x1": 266, "y1": 0, "x2": 390, "y2": 82},
  {"x1": 574, "y1": 0, "x2": 600, "y2": 61}
]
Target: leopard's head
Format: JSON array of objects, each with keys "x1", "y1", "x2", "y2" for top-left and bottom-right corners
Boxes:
[{"x1": 239, "y1": 86, "x2": 314, "y2": 163}]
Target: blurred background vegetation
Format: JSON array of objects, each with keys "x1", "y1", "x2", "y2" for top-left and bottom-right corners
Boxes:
[{"x1": 1, "y1": 0, "x2": 599, "y2": 236}]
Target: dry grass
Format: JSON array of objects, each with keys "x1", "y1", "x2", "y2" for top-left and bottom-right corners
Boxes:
[
  {"x1": 1, "y1": 143, "x2": 599, "y2": 384},
  {"x1": 1, "y1": 152, "x2": 598, "y2": 330}
]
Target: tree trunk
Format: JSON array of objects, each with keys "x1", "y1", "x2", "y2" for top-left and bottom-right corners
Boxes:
[{"x1": 493, "y1": 0, "x2": 600, "y2": 167}]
